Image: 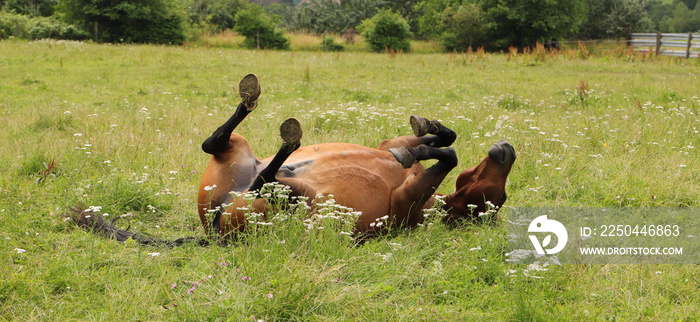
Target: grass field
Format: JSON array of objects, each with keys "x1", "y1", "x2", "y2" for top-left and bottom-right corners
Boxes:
[{"x1": 1, "y1": 39, "x2": 699, "y2": 320}]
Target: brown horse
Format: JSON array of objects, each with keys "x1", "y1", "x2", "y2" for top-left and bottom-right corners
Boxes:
[
  {"x1": 68, "y1": 74, "x2": 515, "y2": 245},
  {"x1": 197, "y1": 74, "x2": 516, "y2": 241}
]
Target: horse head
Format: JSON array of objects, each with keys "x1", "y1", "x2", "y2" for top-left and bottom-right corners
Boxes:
[{"x1": 442, "y1": 140, "x2": 516, "y2": 225}]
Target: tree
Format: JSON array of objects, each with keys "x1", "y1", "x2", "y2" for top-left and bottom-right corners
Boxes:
[
  {"x1": 646, "y1": 0, "x2": 673, "y2": 31},
  {"x1": 188, "y1": 0, "x2": 249, "y2": 32},
  {"x1": 479, "y1": 0, "x2": 588, "y2": 50},
  {"x1": 56, "y1": 0, "x2": 186, "y2": 44},
  {"x1": 661, "y1": 2, "x2": 700, "y2": 32},
  {"x1": 414, "y1": 0, "x2": 461, "y2": 39},
  {"x1": 415, "y1": 0, "x2": 585, "y2": 50},
  {"x1": 681, "y1": 0, "x2": 697, "y2": 10},
  {"x1": 342, "y1": 0, "x2": 386, "y2": 32},
  {"x1": 577, "y1": 0, "x2": 653, "y2": 39},
  {"x1": 359, "y1": 9, "x2": 411, "y2": 53},
  {"x1": 440, "y1": 2, "x2": 491, "y2": 52},
  {"x1": 413, "y1": 0, "x2": 491, "y2": 49},
  {"x1": 3, "y1": 0, "x2": 56, "y2": 17},
  {"x1": 382, "y1": 0, "x2": 422, "y2": 32},
  {"x1": 234, "y1": 5, "x2": 289, "y2": 49},
  {"x1": 282, "y1": 0, "x2": 384, "y2": 35}
]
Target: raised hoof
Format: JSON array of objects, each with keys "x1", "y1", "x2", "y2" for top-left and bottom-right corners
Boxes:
[
  {"x1": 280, "y1": 118, "x2": 303, "y2": 146},
  {"x1": 390, "y1": 147, "x2": 417, "y2": 168},
  {"x1": 410, "y1": 115, "x2": 435, "y2": 137},
  {"x1": 239, "y1": 74, "x2": 261, "y2": 111}
]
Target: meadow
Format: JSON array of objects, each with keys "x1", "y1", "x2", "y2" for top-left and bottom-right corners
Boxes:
[{"x1": 1, "y1": 38, "x2": 699, "y2": 320}]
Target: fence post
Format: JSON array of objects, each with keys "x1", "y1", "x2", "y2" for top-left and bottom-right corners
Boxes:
[
  {"x1": 626, "y1": 25, "x2": 632, "y2": 48},
  {"x1": 94, "y1": 21, "x2": 99, "y2": 43},
  {"x1": 655, "y1": 32, "x2": 661, "y2": 56},
  {"x1": 687, "y1": 32, "x2": 693, "y2": 59}
]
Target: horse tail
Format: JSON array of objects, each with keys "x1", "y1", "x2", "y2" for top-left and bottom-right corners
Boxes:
[{"x1": 65, "y1": 207, "x2": 209, "y2": 247}]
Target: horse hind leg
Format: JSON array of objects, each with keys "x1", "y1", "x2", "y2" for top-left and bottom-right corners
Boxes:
[
  {"x1": 202, "y1": 74, "x2": 262, "y2": 155},
  {"x1": 376, "y1": 116, "x2": 457, "y2": 151},
  {"x1": 390, "y1": 145, "x2": 458, "y2": 228},
  {"x1": 410, "y1": 115, "x2": 456, "y2": 148},
  {"x1": 390, "y1": 145, "x2": 457, "y2": 170},
  {"x1": 210, "y1": 118, "x2": 302, "y2": 236}
]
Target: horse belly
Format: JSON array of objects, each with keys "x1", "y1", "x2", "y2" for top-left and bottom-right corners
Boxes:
[{"x1": 280, "y1": 149, "x2": 408, "y2": 224}]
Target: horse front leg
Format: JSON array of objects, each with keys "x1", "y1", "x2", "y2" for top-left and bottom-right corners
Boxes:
[
  {"x1": 199, "y1": 74, "x2": 262, "y2": 238},
  {"x1": 201, "y1": 73, "x2": 261, "y2": 156}
]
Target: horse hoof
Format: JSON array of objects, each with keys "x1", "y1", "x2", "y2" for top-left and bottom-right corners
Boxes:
[
  {"x1": 390, "y1": 147, "x2": 417, "y2": 168},
  {"x1": 410, "y1": 115, "x2": 434, "y2": 137},
  {"x1": 239, "y1": 74, "x2": 261, "y2": 111},
  {"x1": 280, "y1": 118, "x2": 303, "y2": 145}
]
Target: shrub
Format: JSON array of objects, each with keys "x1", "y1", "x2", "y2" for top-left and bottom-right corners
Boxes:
[
  {"x1": 0, "y1": 11, "x2": 29, "y2": 39},
  {"x1": 320, "y1": 36, "x2": 344, "y2": 51},
  {"x1": 0, "y1": 12, "x2": 88, "y2": 40},
  {"x1": 234, "y1": 5, "x2": 289, "y2": 50},
  {"x1": 27, "y1": 16, "x2": 90, "y2": 40},
  {"x1": 358, "y1": 9, "x2": 411, "y2": 53}
]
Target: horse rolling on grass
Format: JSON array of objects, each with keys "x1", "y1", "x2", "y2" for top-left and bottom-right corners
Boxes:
[{"x1": 68, "y1": 74, "x2": 516, "y2": 246}]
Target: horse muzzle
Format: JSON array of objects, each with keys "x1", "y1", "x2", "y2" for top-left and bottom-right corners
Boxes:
[{"x1": 488, "y1": 140, "x2": 516, "y2": 167}]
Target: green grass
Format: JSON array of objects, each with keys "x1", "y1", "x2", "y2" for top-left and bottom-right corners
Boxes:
[{"x1": 1, "y1": 39, "x2": 699, "y2": 320}]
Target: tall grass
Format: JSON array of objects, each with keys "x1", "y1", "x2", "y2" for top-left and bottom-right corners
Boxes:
[
  {"x1": 0, "y1": 39, "x2": 699, "y2": 320},
  {"x1": 196, "y1": 31, "x2": 401, "y2": 53},
  {"x1": 196, "y1": 31, "x2": 633, "y2": 55}
]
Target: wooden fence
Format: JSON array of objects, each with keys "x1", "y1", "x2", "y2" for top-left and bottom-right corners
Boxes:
[{"x1": 628, "y1": 33, "x2": 700, "y2": 58}]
